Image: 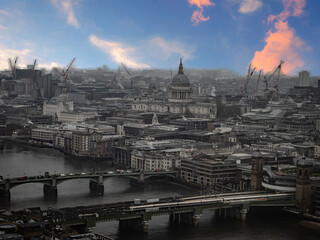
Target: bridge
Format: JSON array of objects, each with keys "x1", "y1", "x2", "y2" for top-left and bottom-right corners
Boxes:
[
  {"x1": 44, "y1": 191, "x2": 297, "y2": 233},
  {"x1": 0, "y1": 170, "x2": 178, "y2": 202}
]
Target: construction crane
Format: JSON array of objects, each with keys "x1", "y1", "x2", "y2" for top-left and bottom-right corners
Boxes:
[
  {"x1": 243, "y1": 63, "x2": 256, "y2": 98},
  {"x1": 121, "y1": 62, "x2": 131, "y2": 76},
  {"x1": 8, "y1": 57, "x2": 18, "y2": 79},
  {"x1": 255, "y1": 70, "x2": 262, "y2": 96},
  {"x1": 107, "y1": 74, "x2": 117, "y2": 87},
  {"x1": 274, "y1": 60, "x2": 284, "y2": 100},
  {"x1": 263, "y1": 75, "x2": 268, "y2": 92},
  {"x1": 263, "y1": 60, "x2": 284, "y2": 95},
  {"x1": 121, "y1": 62, "x2": 132, "y2": 89},
  {"x1": 53, "y1": 57, "x2": 76, "y2": 93}
]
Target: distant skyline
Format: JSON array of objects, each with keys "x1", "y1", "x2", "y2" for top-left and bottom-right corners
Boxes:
[{"x1": 0, "y1": 0, "x2": 319, "y2": 75}]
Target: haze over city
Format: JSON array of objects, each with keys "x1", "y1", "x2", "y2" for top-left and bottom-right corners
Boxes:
[{"x1": 0, "y1": 0, "x2": 319, "y2": 75}]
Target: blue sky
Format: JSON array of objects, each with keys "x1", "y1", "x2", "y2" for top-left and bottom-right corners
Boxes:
[{"x1": 0, "y1": 0, "x2": 319, "y2": 75}]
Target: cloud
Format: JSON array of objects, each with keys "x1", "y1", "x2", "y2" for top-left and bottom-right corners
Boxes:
[
  {"x1": 251, "y1": 0, "x2": 307, "y2": 74},
  {"x1": 51, "y1": 0, "x2": 79, "y2": 28},
  {"x1": 0, "y1": 44, "x2": 63, "y2": 71},
  {"x1": 0, "y1": 9, "x2": 11, "y2": 30},
  {"x1": 278, "y1": 0, "x2": 306, "y2": 21},
  {"x1": 38, "y1": 62, "x2": 61, "y2": 69},
  {"x1": 148, "y1": 37, "x2": 194, "y2": 60},
  {"x1": 0, "y1": 10, "x2": 11, "y2": 16},
  {"x1": 0, "y1": 45, "x2": 30, "y2": 70},
  {"x1": 89, "y1": 35, "x2": 150, "y2": 69},
  {"x1": 187, "y1": 0, "x2": 215, "y2": 25},
  {"x1": 239, "y1": 0, "x2": 262, "y2": 13}
]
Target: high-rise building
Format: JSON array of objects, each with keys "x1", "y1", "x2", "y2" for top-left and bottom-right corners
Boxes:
[{"x1": 299, "y1": 71, "x2": 310, "y2": 86}]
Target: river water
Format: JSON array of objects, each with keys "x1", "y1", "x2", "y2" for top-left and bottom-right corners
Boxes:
[{"x1": 0, "y1": 144, "x2": 319, "y2": 239}]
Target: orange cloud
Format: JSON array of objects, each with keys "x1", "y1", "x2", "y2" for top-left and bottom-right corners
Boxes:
[
  {"x1": 187, "y1": 0, "x2": 214, "y2": 25},
  {"x1": 280, "y1": 0, "x2": 306, "y2": 19},
  {"x1": 251, "y1": 0, "x2": 307, "y2": 74}
]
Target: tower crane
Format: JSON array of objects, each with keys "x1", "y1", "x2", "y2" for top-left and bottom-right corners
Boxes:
[
  {"x1": 255, "y1": 70, "x2": 262, "y2": 96},
  {"x1": 8, "y1": 57, "x2": 18, "y2": 79},
  {"x1": 243, "y1": 63, "x2": 256, "y2": 98},
  {"x1": 121, "y1": 62, "x2": 132, "y2": 88},
  {"x1": 53, "y1": 57, "x2": 76, "y2": 93},
  {"x1": 263, "y1": 60, "x2": 284, "y2": 95},
  {"x1": 263, "y1": 75, "x2": 268, "y2": 92},
  {"x1": 274, "y1": 60, "x2": 284, "y2": 100},
  {"x1": 121, "y1": 62, "x2": 131, "y2": 76}
]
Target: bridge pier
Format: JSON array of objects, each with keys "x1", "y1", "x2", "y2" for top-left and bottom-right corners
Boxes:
[
  {"x1": 170, "y1": 210, "x2": 202, "y2": 227},
  {"x1": 193, "y1": 214, "x2": 201, "y2": 227},
  {"x1": 129, "y1": 172, "x2": 145, "y2": 186},
  {"x1": 119, "y1": 218, "x2": 149, "y2": 233},
  {"x1": 179, "y1": 212, "x2": 194, "y2": 225},
  {"x1": 169, "y1": 213, "x2": 180, "y2": 225},
  {"x1": 43, "y1": 184, "x2": 57, "y2": 200},
  {"x1": 139, "y1": 172, "x2": 144, "y2": 184},
  {"x1": 141, "y1": 220, "x2": 149, "y2": 233},
  {"x1": 89, "y1": 180, "x2": 104, "y2": 196},
  {"x1": 44, "y1": 176, "x2": 58, "y2": 200},
  {"x1": 240, "y1": 209, "x2": 248, "y2": 221},
  {"x1": 90, "y1": 174, "x2": 104, "y2": 196},
  {"x1": 0, "y1": 184, "x2": 10, "y2": 206}
]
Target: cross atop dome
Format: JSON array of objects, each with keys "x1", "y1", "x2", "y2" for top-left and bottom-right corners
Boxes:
[{"x1": 178, "y1": 58, "x2": 184, "y2": 74}]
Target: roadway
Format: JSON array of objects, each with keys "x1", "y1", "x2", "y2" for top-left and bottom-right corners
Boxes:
[{"x1": 0, "y1": 170, "x2": 178, "y2": 188}]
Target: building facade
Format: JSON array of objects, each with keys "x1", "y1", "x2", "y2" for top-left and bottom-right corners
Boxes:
[
  {"x1": 180, "y1": 155, "x2": 237, "y2": 186},
  {"x1": 131, "y1": 149, "x2": 181, "y2": 171}
]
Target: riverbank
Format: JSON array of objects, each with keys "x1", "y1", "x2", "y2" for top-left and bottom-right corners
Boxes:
[{"x1": 2, "y1": 138, "x2": 112, "y2": 161}]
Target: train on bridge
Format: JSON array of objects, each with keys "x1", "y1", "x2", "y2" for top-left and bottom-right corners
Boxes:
[{"x1": 128, "y1": 193, "x2": 294, "y2": 212}]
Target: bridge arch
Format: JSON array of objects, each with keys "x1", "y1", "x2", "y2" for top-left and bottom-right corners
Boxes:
[
  {"x1": 7, "y1": 180, "x2": 51, "y2": 190},
  {"x1": 144, "y1": 173, "x2": 177, "y2": 180}
]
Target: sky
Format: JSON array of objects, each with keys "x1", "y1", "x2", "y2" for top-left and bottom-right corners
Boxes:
[{"x1": 0, "y1": 0, "x2": 319, "y2": 76}]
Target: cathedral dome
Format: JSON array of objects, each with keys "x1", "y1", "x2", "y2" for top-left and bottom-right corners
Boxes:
[
  {"x1": 171, "y1": 59, "x2": 190, "y2": 88},
  {"x1": 168, "y1": 59, "x2": 192, "y2": 103}
]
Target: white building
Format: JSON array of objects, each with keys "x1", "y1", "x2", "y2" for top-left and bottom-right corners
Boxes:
[
  {"x1": 43, "y1": 100, "x2": 97, "y2": 122},
  {"x1": 131, "y1": 149, "x2": 181, "y2": 171},
  {"x1": 58, "y1": 111, "x2": 97, "y2": 122},
  {"x1": 43, "y1": 100, "x2": 74, "y2": 116}
]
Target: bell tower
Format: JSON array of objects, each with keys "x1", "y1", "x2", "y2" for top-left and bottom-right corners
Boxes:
[
  {"x1": 250, "y1": 152, "x2": 263, "y2": 190},
  {"x1": 296, "y1": 166, "x2": 312, "y2": 212}
]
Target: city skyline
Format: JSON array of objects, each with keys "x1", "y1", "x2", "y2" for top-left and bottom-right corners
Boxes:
[{"x1": 0, "y1": 0, "x2": 319, "y2": 75}]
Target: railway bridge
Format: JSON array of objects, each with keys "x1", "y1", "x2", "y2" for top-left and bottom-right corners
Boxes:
[
  {"x1": 0, "y1": 170, "x2": 178, "y2": 202},
  {"x1": 44, "y1": 191, "x2": 297, "y2": 233}
]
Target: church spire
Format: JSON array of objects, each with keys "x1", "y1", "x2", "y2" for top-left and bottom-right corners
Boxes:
[{"x1": 178, "y1": 58, "x2": 184, "y2": 74}]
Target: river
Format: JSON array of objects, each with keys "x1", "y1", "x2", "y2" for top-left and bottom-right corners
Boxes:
[{"x1": 0, "y1": 144, "x2": 319, "y2": 239}]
